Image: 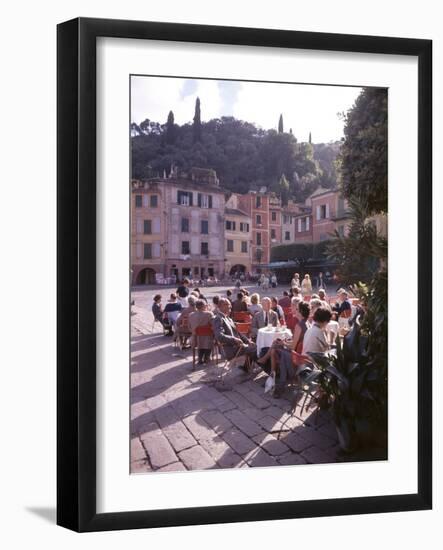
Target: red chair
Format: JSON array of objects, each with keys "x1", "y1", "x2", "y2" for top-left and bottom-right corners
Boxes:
[
  {"x1": 340, "y1": 309, "x2": 352, "y2": 319},
  {"x1": 233, "y1": 311, "x2": 252, "y2": 323},
  {"x1": 303, "y1": 295, "x2": 311, "y2": 302},
  {"x1": 192, "y1": 325, "x2": 215, "y2": 370},
  {"x1": 286, "y1": 313, "x2": 296, "y2": 331},
  {"x1": 282, "y1": 307, "x2": 292, "y2": 319},
  {"x1": 235, "y1": 322, "x2": 251, "y2": 336}
]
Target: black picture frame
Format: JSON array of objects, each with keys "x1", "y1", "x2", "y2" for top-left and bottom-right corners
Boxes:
[{"x1": 57, "y1": 17, "x2": 432, "y2": 532}]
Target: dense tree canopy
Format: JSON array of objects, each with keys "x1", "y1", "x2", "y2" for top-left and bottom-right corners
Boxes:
[
  {"x1": 339, "y1": 88, "x2": 388, "y2": 214},
  {"x1": 131, "y1": 112, "x2": 342, "y2": 201}
]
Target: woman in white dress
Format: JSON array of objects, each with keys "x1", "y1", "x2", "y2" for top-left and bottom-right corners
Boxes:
[{"x1": 301, "y1": 274, "x2": 312, "y2": 296}]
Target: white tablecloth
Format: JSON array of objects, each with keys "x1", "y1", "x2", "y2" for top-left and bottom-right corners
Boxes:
[{"x1": 256, "y1": 327, "x2": 292, "y2": 355}]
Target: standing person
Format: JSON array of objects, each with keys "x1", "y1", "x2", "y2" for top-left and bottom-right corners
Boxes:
[
  {"x1": 189, "y1": 299, "x2": 214, "y2": 364},
  {"x1": 291, "y1": 272, "x2": 300, "y2": 290},
  {"x1": 316, "y1": 271, "x2": 326, "y2": 290},
  {"x1": 301, "y1": 274, "x2": 312, "y2": 296},
  {"x1": 271, "y1": 272, "x2": 277, "y2": 288}
]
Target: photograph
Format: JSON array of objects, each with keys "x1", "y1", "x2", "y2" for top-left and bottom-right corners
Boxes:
[{"x1": 129, "y1": 75, "x2": 388, "y2": 473}]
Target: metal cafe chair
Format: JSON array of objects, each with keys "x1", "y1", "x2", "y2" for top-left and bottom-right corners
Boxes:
[{"x1": 232, "y1": 311, "x2": 252, "y2": 323}]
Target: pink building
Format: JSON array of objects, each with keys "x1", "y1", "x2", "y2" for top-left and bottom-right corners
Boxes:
[{"x1": 309, "y1": 187, "x2": 351, "y2": 243}]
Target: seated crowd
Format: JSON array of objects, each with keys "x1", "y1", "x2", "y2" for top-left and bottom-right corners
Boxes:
[{"x1": 151, "y1": 278, "x2": 362, "y2": 388}]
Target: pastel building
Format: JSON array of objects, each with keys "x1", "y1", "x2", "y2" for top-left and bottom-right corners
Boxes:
[
  {"x1": 309, "y1": 187, "x2": 351, "y2": 242},
  {"x1": 224, "y1": 193, "x2": 252, "y2": 275},
  {"x1": 281, "y1": 200, "x2": 300, "y2": 244},
  {"x1": 237, "y1": 191, "x2": 271, "y2": 270},
  {"x1": 131, "y1": 180, "x2": 165, "y2": 284},
  {"x1": 131, "y1": 168, "x2": 226, "y2": 284},
  {"x1": 269, "y1": 194, "x2": 283, "y2": 246}
]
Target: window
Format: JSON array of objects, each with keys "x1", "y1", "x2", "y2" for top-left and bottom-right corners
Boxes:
[
  {"x1": 316, "y1": 204, "x2": 329, "y2": 220},
  {"x1": 198, "y1": 193, "x2": 213, "y2": 209},
  {"x1": 256, "y1": 196, "x2": 262, "y2": 208},
  {"x1": 150, "y1": 195, "x2": 158, "y2": 208},
  {"x1": 271, "y1": 228, "x2": 276, "y2": 240},
  {"x1": 227, "y1": 239, "x2": 234, "y2": 252},
  {"x1": 194, "y1": 266, "x2": 199, "y2": 275},
  {"x1": 226, "y1": 220, "x2": 236, "y2": 231},
  {"x1": 181, "y1": 241, "x2": 190, "y2": 255},
  {"x1": 256, "y1": 232, "x2": 262, "y2": 245},
  {"x1": 271, "y1": 211, "x2": 277, "y2": 222},
  {"x1": 256, "y1": 214, "x2": 262, "y2": 225},
  {"x1": 285, "y1": 231, "x2": 290, "y2": 241},
  {"x1": 135, "y1": 195, "x2": 142, "y2": 208},
  {"x1": 143, "y1": 220, "x2": 152, "y2": 234},
  {"x1": 143, "y1": 243, "x2": 152, "y2": 259},
  {"x1": 240, "y1": 222, "x2": 249, "y2": 232},
  {"x1": 283, "y1": 214, "x2": 289, "y2": 224},
  {"x1": 298, "y1": 217, "x2": 310, "y2": 232},
  {"x1": 181, "y1": 218, "x2": 189, "y2": 232},
  {"x1": 201, "y1": 242, "x2": 209, "y2": 255},
  {"x1": 178, "y1": 190, "x2": 193, "y2": 206},
  {"x1": 201, "y1": 220, "x2": 209, "y2": 234},
  {"x1": 241, "y1": 241, "x2": 248, "y2": 253}
]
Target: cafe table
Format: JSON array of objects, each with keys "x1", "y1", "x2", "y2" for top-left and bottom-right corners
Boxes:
[{"x1": 256, "y1": 326, "x2": 292, "y2": 356}]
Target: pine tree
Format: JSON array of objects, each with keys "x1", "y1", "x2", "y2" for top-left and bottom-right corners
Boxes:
[
  {"x1": 193, "y1": 97, "x2": 202, "y2": 143},
  {"x1": 278, "y1": 114, "x2": 284, "y2": 133}
]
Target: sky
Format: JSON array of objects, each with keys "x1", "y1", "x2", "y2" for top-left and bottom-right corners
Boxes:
[{"x1": 131, "y1": 76, "x2": 363, "y2": 143}]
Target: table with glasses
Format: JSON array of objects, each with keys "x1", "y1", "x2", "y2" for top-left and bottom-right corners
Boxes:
[{"x1": 256, "y1": 326, "x2": 292, "y2": 356}]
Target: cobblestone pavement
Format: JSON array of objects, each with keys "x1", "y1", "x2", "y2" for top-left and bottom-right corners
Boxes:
[{"x1": 131, "y1": 284, "x2": 340, "y2": 473}]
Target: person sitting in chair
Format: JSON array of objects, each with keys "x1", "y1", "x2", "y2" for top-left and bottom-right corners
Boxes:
[
  {"x1": 175, "y1": 295, "x2": 197, "y2": 348},
  {"x1": 152, "y1": 294, "x2": 172, "y2": 335},
  {"x1": 250, "y1": 297, "x2": 279, "y2": 338},
  {"x1": 189, "y1": 299, "x2": 214, "y2": 364},
  {"x1": 212, "y1": 298, "x2": 256, "y2": 369},
  {"x1": 332, "y1": 289, "x2": 352, "y2": 316}
]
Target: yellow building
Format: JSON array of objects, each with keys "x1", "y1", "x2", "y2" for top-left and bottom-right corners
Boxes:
[
  {"x1": 131, "y1": 180, "x2": 166, "y2": 284},
  {"x1": 225, "y1": 194, "x2": 252, "y2": 275}
]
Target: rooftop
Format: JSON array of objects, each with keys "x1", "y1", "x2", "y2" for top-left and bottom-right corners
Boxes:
[{"x1": 225, "y1": 207, "x2": 250, "y2": 218}]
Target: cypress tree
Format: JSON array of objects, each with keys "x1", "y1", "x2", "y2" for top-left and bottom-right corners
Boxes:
[
  {"x1": 193, "y1": 97, "x2": 202, "y2": 142},
  {"x1": 278, "y1": 114, "x2": 284, "y2": 133},
  {"x1": 166, "y1": 110, "x2": 175, "y2": 144}
]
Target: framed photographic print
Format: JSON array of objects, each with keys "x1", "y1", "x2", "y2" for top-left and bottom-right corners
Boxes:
[{"x1": 57, "y1": 17, "x2": 432, "y2": 532}]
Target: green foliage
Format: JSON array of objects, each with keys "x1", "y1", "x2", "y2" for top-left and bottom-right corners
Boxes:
[
  {"x1": 193, "y1": 97, "x2": 202, "y2": 143},
  {"x1": 297, "y1": 317, "x2": 386, "y2": 453},
  {"x1": 340, "y1": 88, "x2": 388, "y2": 214},
  {"x1": 277, "y1": 174, "x2": 290, "y2": 205},
  {"x1": 278, "y1": 114, "x2": 284, "y2": 133},
  {"x1": 131, "y1": 113, "x2": 340, "y2": 201},
  {"x1": 326, "y1": 196, "x2": 387, "y2": 285}
]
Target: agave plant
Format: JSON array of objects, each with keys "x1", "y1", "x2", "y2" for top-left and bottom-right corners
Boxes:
[{"x1": 297, "y1": 316, "x2": 386, "y2": 453}]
